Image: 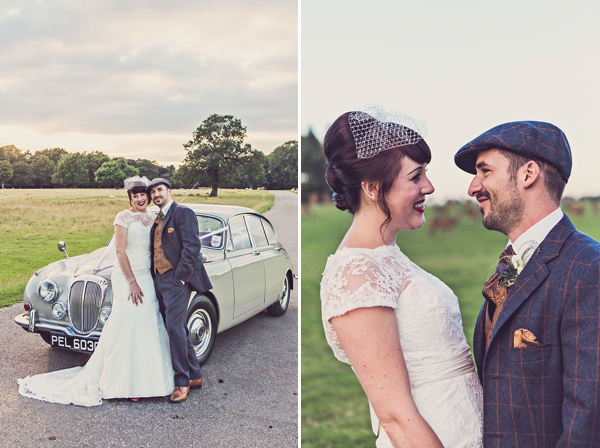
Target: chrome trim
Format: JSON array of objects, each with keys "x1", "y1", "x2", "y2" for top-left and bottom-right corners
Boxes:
[
  {"x1": 68, "y1": 275, "x2": 108, "y2": 335},
  {"x1": 98, "y1": 306, "x2": 112, "y2": 325},
  {"x1": 52, "y1": 302, "x2": 67, "y2": 320},
  {"x1": 39, "y1": 279, "x2": 60, "y2": 303},
  {"x1": 28, "y1": 309, "x2": 37, "y2": 332},
  {"x1": 14, "y1": 313, "x2": 102, "y2": 340}
]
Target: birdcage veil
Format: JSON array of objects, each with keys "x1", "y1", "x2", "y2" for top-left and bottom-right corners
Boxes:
[
  {"x1": 123, "y1": 175, "x2": 150, "y2": 191},
  {"x1": 349, "y1": 105, "x2": 428, "y2": 159}
]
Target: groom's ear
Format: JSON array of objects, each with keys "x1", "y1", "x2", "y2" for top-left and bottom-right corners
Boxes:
[
  {"x1": 521, "y1": 160, "x2": 541, "y2": 189},
  {"x1": 360, "y1": 181, "x2": 380, "y2": 202}
]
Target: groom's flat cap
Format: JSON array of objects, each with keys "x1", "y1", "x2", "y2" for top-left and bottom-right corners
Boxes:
[
  {"x1": 454, "y1": 121, "x2": 572, "y2": 182},
  {"x1": 146, "y1": 177, "x2": 172, "y2": 191}
]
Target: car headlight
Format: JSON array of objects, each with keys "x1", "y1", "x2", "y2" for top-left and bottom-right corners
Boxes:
[
  {"x1": 99, "y1": 306, "x2": 112, "y2": 325},
  {"x1": 39, "y1": 280, "x2": 59, "y2": 303},
  {"x1": 52, "y1": 302, "x2": 67, "y2": 320}
]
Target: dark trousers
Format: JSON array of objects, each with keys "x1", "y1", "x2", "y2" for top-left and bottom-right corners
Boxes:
[{"x1": 154, "y1": 269, "x2": 202, "y2": 387}]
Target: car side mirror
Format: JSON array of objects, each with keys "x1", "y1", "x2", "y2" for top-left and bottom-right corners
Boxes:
[{"x1": 58, "y1": 241, "x2": 69, "y2": 259}]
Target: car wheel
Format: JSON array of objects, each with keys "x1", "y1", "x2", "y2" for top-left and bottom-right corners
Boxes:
[
  {"x1": 39, "y1": 331, "x2": 54, "y2": 346},
  {"x1": 267, "y1": 273, "x2": 290, "y2": 317},
  {"x1": 186, "y1": 294, "x2": 217, "y2": 366}
]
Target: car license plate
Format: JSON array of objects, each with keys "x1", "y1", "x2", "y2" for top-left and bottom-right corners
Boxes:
[{"x1": 50, "y1": 333, "x2": 98, "y2": 353}]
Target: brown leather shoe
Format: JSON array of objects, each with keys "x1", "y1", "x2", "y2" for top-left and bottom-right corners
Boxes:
[
  {"x1": 189, "y1": 378, "x2": 203, "y2": 389},
  {"x1": 170, "y1": 386, "x2": 190, "y2": 403}
]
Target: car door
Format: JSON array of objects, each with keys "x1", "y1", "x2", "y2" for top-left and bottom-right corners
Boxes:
[
  {"x1": 227, "y1": 214, "x2": 266, "y2": 319},
  {"x1": 246, "y1": 214, "x2": 283, "y2": 305}
]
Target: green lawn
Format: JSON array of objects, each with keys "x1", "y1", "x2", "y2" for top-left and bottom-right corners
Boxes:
[
  {"x1": 301, "y1": 201, "x2": 600, "y2": 447},
  {"x1": 0, "y1": 188, "x2": 274, "y2": 308}
]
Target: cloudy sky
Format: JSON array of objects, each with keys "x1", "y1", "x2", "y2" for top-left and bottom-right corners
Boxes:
[
  {"x1": 0, "y1": 0, "x2": 297, "y2": 165},
  {"x1": 302, "y1": 0, "x2": 600, "y2": 201}
]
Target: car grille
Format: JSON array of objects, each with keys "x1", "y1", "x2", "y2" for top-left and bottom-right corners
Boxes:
[{"x1": 68, "y1": 275, "x2": 108, "y2": 334}]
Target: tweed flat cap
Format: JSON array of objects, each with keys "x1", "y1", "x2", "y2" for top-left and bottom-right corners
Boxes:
[
  {"x1": 146, "y1": 177, "x2": 172, "y2": 192},
  {"x1": 454, "y1": 121, "x2": 572, "y2": 181}
]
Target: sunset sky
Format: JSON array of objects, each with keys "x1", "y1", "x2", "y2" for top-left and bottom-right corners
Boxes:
[
  {"x1": 0, "y1": 0, "x2": 298, "y2": 166},
  {"x1": 302, "y1": 0, "x2": 600, "y2": 201}
]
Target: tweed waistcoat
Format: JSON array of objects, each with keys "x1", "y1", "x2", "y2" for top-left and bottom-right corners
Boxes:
[{"x1": 153, "y1": 218, "x2": 174, "y2": 274}]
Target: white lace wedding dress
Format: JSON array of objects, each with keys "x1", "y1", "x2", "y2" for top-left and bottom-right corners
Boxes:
[
  {"x1": 321, "y1": 244, "x2": 483, "y2": 447},
  {"x1": 18, "y1": 210, "x2": 174, "y2": 406}
]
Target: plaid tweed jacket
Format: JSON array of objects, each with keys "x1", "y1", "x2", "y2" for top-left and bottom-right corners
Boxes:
[
  {"x1": 150, "y1": 202, "x2": 212, "y2": 294},
  {"x1": 473, "y1": 215, "x2": 600, "y2": 447}
]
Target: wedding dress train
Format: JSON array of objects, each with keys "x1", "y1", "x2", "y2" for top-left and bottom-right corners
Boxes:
[{"x1": 18, "y1": 210, "x2": 174, "y2": 406}]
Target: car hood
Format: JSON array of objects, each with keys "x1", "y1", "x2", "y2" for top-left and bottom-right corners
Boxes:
[
  {"x1": 35, "y1": 254, "x2": 88, "y2": 281},
  {"x1": 72, "y1": 244, "x2": 117, "y2": 280}
]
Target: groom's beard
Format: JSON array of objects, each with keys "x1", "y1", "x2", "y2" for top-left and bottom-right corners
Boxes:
[{"x1": 479, "y1": 184, "x2": 524, "y2": 236}]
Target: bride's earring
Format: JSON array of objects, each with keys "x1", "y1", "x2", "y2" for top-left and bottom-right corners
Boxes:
[{"x1": 361, "y1": 181, "x2": 379, "y2": 203}]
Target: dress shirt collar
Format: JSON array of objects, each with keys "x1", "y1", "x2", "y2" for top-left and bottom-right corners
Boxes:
[
  {"x1": 509, "y1": 207, "x2": 563, "y2": 256},
  {"x1": 160, "y1": 199, "x2": 174, "y2": 217}
]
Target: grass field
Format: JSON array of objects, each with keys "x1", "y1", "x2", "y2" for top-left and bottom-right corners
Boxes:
[
  {"x1": 301, "y1": 200, "x2": 600, "y2": 447},
  {"x1": 0, "y1": 188, "x2": 274, "y2": 308}
]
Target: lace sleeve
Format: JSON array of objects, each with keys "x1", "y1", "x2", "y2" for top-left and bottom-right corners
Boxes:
[
  {"x1": 113, "y1": 210, "x2": 132, "y2": 228},
  {"x1": 321, "y1": 253, "x2": 400, "y2": 323},
  {"x1": 320, "y1": 248, "x2": 412, "y2": 364}
]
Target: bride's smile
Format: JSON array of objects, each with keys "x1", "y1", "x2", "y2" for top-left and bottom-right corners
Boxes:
[{"x1": 385, "y1": 158, "x2": 434, "y2": 233}]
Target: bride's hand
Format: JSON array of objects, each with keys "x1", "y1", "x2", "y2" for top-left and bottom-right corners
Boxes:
[{"x1": 128, "y1": 280, "x2": 144, "y2": 305}]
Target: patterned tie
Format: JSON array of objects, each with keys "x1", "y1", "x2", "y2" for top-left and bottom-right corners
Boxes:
[
  {"x1": 155, "y1": 211, "x2": 164, "y2": 224},
  {"x1": 483, "y1": 245, "x2": 516, "y2": 349}
]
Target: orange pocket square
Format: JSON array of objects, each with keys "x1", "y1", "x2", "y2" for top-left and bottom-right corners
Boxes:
[
  {"x1": 514, "y1": 328, "x2": 540, "y2": 348},
  {"x1": 167, "y1": 227, "x2": 175, "y2": 233}
]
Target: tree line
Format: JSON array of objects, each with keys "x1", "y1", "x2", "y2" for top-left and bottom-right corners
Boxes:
[{"x1": 0, "y1": 114, "x2": 298, "y2": 195}]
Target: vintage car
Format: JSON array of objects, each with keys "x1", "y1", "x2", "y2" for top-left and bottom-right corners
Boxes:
[{"x1": 14, "y1": 203, "x2": 294, "y2": 365}]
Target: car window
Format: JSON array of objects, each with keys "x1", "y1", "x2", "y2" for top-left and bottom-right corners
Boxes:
[
  {"x1": 261, "y1": 218, "x2": 277, "y2": 245},
  {"x1": 246, "y1": 214, "x2": 268, "y2": 247},
  {"x1": 228, "y1": 215, "x2": 252, "y2": 250},
  {"x1": 197, "y1": 215, "x2": 225, "y2": 250}
]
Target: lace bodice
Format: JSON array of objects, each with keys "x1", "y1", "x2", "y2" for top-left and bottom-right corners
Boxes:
[
  {"x1": 321, "y1": 244, "x2": 471, "y2": 371},
  {"x1": 321, "y1": 244, "x2": 482, "y2": 447},
  {"x1": 113, "y1": 210, "x2": 154, "y2": 273},
  {"x1": 321, "y1": 245, "x2": 483, "y2": 447}
]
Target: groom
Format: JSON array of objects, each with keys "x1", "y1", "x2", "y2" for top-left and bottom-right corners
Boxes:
[
  {"x1": 455, "y1": 122, "x2": 600, "y2": 445},
  {"x1": 147, "y1": 178, "x2": 212, "y2": 403}
]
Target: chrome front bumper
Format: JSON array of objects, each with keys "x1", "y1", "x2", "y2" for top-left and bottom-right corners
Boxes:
[{"x1": 14, "y1": 312, "x2": 102, "y2": 340}]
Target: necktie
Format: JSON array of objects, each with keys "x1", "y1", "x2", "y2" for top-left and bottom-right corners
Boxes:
[
  {"x1": 483, "y1": 245, "x2": 516, "y2": 318},
  {"x1": 483, "y1": 245, "x2": 516, "y2": 349}
]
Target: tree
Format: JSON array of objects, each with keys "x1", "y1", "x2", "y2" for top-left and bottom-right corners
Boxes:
[
  {"x1": 172, "y1": 163, "x2": 210, "y2": 189},
  {"x1": 136, "y1": 158, "x2": 159, "y2": 180},
  {"x1": 182, "y1": 114, "x2": 252, "y2": 197},
  {"x1": 10, "y1": 161, "x2": 34, "y2": 188},
  {"x1": 36, "y1": 148, "x2": 68, "y2": 166},
  {"x1": 301, "y1": 129, "x2": 329, "y2": 204},
  {"x1": 0, "y1": 160, "x2": 13, "y2": 189},
  {"x1": 0, "y1": 145, "x2": 23, "y2": 163},
  {"x1": 31, "y1": 154, "x2": 55, "y2": 187},
  {"x1": 267, "y1": 140, "x2": 298, "y2": 190},
  {"x1": 157, "y1": 164, "x2": 176, "y2": 179},
  {"x1": 224, "y1": 149, "x2": 267, "y2": 189},
  {"x1": 52, "y1": 152, "x2": 90, "y2": 187},
  {"x1": 94, "y1": 158, "x2": 139, "y2": 188},
  {"x1": 86, "y1": 151, "x2": 111, "y2": 187}
]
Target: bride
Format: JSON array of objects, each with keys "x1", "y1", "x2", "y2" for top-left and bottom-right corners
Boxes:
[
  {"x1": 320, "y1": 106, "x2": 483, "y2": 447},
  {"x1": 18, "y1": 176, "x2": 174, "y2": 405}
]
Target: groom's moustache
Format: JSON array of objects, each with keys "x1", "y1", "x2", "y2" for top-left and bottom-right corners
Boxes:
[{"x1": 476, "y1": 192, "x2": 490, "y2": 201}]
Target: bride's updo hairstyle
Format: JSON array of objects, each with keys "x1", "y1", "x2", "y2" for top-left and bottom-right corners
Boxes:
[
  {"x1": 323, "y1": 108, "x2": 431, "y2": 227},
  {"x1": 124, "y1": 176, "x2": 150, "y2": 206}
]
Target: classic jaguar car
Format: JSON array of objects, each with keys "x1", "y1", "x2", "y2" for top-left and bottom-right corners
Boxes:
[{"x1": 14, "y1": 204, "x2": 294, "y2": 365}]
